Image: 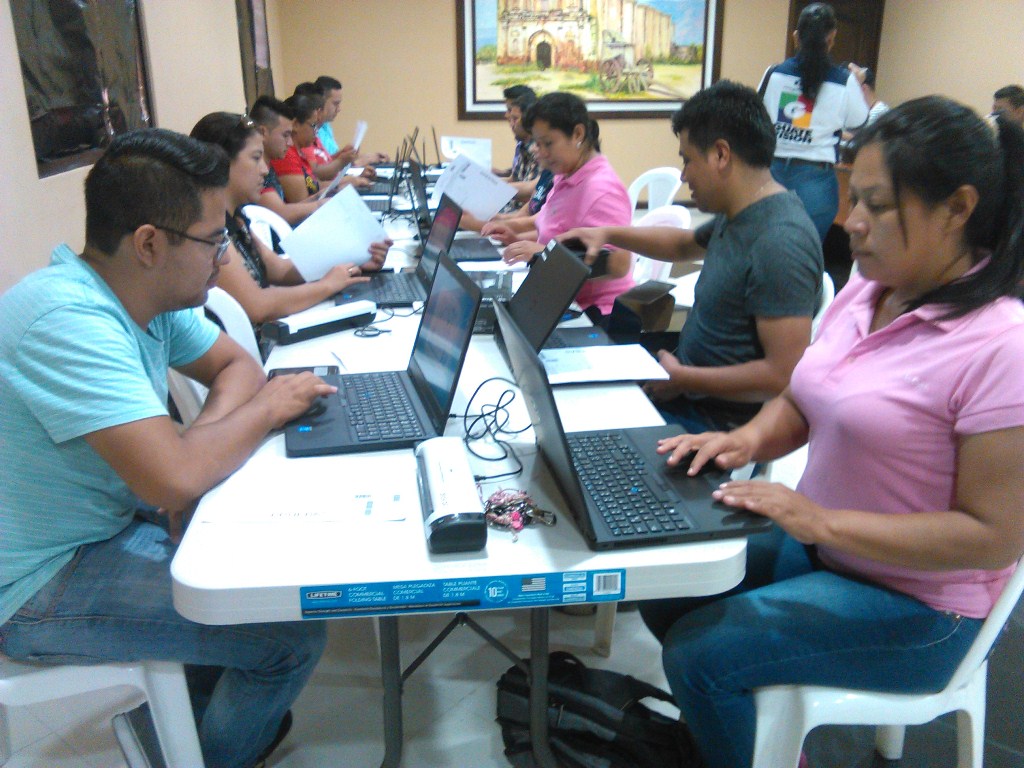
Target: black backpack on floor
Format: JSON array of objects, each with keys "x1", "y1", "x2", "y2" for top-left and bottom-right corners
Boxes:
[{"x1": 495, "y1": 651, "x2": 700, "y2": 768}]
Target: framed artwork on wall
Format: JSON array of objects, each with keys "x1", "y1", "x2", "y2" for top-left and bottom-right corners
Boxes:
[{"x1": 457, "y1": 0, "x2": 724, "y2": 120}]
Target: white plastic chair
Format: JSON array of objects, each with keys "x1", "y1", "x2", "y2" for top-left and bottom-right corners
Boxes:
[
  {"x1": 205, "y1": 287, "x2": 261, "y2": 362},
  {"x1": 242, "y1": 204, "x2": 293, "y2": 253},
  {"x1": 628, "y1": 167, "x2": 682, "y2": 216},
  {"x1": 167, "y1": 288, "x2": 261, "y2": 427},
  {"x1": 0, "y1": 657, "x2": 203, "y2": 766},
  {"x1": 752, "y1": 555, "x2": 1024, "y2": 768},
  {"x1": 630, "y1": 204, "x2": 692, "y2": 283},
  {"x1": 810, "y1": 271, "x2": 835, "y2": 341}
]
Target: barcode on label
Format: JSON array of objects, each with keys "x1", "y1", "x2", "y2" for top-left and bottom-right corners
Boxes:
[{"x1": 592, "y1": 572, "x2": 621, "y2": 596}]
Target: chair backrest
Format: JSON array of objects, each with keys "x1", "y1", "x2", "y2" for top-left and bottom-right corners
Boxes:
[
  {"x1": 205, "y1": 287, "x2": 261, "y2": 362},
  {"x1": 167, "y1": 369, "x2": 207, "y2": 427},
  {"x1": 631, "y1": 205, "x2": 692, "y2": 283},
  {"x1": 242, "y1": 204, "x2": 293, "y2": 253},
  {"x1": 946, "y1": 555, "x2": 1024, "y2": 691},
  {"x1": 628, "y1": 167, "x2": 682, "y2": 214},
  {"x1": 811, "y1": 272, "x2": 835, "y2": 340}
]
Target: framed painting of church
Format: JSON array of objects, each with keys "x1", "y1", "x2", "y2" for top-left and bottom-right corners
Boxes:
[{"x1": 457, "y1": 0, "x2": 724, "y2": 119}]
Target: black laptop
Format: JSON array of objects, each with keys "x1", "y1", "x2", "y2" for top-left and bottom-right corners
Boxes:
[
  {"x1": 335, "y1": 194, "x2": 461, "y2": 308},
  {"x1": 285, "y1": 254, "x2": 482, "y2": 457},
  {"x1": 362, "y1": 142, "x2": 409, "y2": 214},
  {"x1": 450, "y1": 234, "x2": 504, "y2": 263},
  {"x1": 493, "y1": 300, "x2": 772, "y2": 549},
  {"x1": 487, "y1": 241, "x2": 611, "y2": 348}
]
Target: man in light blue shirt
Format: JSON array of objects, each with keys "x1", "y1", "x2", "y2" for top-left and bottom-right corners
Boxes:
[
  {"x1": 315, "y1": 75, "x2": 342, "y2": 155},
  {"x1": 0, "y1": 129, "x2": 335, "y2": 768}
]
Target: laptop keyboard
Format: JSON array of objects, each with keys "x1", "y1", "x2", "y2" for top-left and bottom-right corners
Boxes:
[
  {"x1": 365, "y1": 197, "x2": 391, "y2": 212},
  {"x1": 341, "y1": 372, "x2": 425, "y2": 442},
  {"x1": 567, "y1": 433, "x2": 691, "y2": 538},
  {"x1": 373, "y1": 275, "x2": 422, "y2": 305},
  {"x1": 360, "y1": 180, "x2": 393, "y2": 195}
]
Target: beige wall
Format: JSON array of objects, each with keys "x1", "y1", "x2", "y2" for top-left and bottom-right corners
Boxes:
[
  {"x1": 3, "y1": 0, "x2": 1021, "y2": 292},
  {"x1": 877, "y1": 0, "x2": 1024, "y2": 117},
  {"x1": 0, "y1": 0, "x2": 245, "y2": 291},
  {"x1": 719, "y1": 0, "x2": 789, "y2": 89}
]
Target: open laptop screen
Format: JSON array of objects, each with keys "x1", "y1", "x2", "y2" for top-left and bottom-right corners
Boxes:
[
  {"x1": 416, "y1": 194, "x2": 461, "y2": 283},
  {"x1": 493, "y1": 301, "x2": 591, "y2": 516},
  {"x1": 409, "y1": 255, "x2": 481, "y2": 432}
]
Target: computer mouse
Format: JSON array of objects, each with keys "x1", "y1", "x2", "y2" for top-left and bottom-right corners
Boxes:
[{"x1": 301, "y1": 397, "x2": 327, "y2": 420}]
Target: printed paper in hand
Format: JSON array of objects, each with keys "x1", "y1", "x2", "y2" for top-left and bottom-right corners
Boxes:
[
  {"x1": 352, "y1": 120, "x2": 368, "y2": 151},
  {"x1": 280, "y1": 185, "x2": 387, "y2": 281},
  {"x1": 430, "y1": 154, "x2": 516, "y2": 220}
]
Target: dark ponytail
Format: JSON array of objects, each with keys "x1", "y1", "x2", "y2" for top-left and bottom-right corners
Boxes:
[
  {"x1": 587, "y1": 117, "x2": 601, "y2": 153},
  {"x1": 795, "y1": 3, "x2": 837, "y2": 101},
  {"x1": 850, "y1": 96, "x2": 1024, "y2": 318}
]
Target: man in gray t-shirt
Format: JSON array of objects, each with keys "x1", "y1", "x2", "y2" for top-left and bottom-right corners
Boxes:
[{"x1": 561, "y1": 81, "x2": 822, "y2": 431}]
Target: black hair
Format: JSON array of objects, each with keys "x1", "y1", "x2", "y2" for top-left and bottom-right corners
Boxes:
[
  {"x1": 189, "y1": 112, "x2": 259, "y2": 161},
  {"x1": 250, "y1": 95, "x2": 293, "y2": 127},
  {"x1": 84, "y1": 129, "x2": 229, "y2": 255},
  {"x1": 503, "y1": 85, "x2": 536, "y2": 102},
  {"x1": 511, "y1": 90, "x2": 538, "y2": 114},
  {"x1": 862, "y1": 67, "x2": 877, "y2": 89},
  {"x1": 670, "y1": 80, "x2": 775, "y2": 168},
  {"x1": 523, "y1": 92, "x2": 600, "y2": 152},
  {"x1": 994, "y1": 85, "x2": 1024, "y2": 109},
  {"x1": 292, "y1": 81, "x2": 323, "y2": 97},
  {"x1": 795, "y1": 2, "x2": 837, "y2": 101},
  {"x1": 315, "y1": 75, "x2": 343, "y2": 92},
  {"x1": 849, "y1": 96, "x2": 1024, "y2": 318},
  {"x1": 284, "y1": 93, "x2": 320, "y2": 124}
]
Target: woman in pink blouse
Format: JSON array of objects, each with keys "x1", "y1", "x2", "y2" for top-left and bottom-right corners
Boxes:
[
  {"x1": 483, "y1": 92, "x2": 634, "y2": 319},
  {"x1": 642, "y1": 97, "x2": 1024, "y2": 768}
]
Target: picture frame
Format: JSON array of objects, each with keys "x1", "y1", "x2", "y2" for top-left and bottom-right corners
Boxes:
[{"x1": 457, "y1": 0, "x2": 724, "y2": 120}]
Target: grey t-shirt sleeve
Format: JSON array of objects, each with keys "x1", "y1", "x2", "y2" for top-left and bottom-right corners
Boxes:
[
  {"x1": 694, "y1": 218, "x2": 716, "y2": 249},
  {"x1": 746, "y1": 223, "x2": 822, "y2": 319}
]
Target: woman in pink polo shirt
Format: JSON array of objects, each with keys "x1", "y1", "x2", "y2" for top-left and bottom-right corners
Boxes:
[
  {"x1": 640, "y1": 97, "x2": 1024, "y2": 768},
  {"x1": 483, "y1": 92, "x2": 634, "y2": 321}
]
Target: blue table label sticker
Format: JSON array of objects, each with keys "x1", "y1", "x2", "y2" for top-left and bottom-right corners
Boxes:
[{"x1": 299, "y1": 569, "x2": 625, "y2": 619}]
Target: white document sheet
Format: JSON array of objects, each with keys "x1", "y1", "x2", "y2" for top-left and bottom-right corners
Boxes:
[
  {"x1": 352, "y1": 120, "x2": 368, "y2": 151},
  {"x1": 430, "y1": 154, "x2": 516, "y2": 220},
  {"x1": 440, "y1": 135, "x2": 492, "y2": 171},
  {"x1": 539, "y1": 345, "x2": 670, "y2": 385},
  {"x1": 280, "y1": 185, "x2": 387, "y2": 281}
]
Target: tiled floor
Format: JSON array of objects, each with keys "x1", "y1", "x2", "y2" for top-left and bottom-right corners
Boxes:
[{"x1": 4, "y1": 598, "x2": 1023, "y2": 767}]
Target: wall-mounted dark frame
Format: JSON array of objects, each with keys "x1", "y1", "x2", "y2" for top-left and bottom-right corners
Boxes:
[
  {"x1": 9, "y1": 0, "x2": 154, "y2": 178},
  {"x1": 457, "y1": 0, "x2": 724, "y2": 120}
]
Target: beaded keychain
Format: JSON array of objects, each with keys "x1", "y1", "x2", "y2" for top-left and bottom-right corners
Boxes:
[{"x1": 483, "y1": 489, "x2": 556, "y2": 541}]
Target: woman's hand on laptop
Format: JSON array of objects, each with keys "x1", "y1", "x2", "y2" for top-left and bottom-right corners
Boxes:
[
  {"x1": 363, "y1": 240, "x2": 393, "y2": 271},
  {"x1": 319, "y1": 263, "x2": 371, "y2": 293},
  {"x1": 480, "y1": 222, "x2": 518, "y2": 245},
  {"x1": 502, "y1": 240, "x2": 545, "y2": 265},
  {"x1": 657, "y1": 431, "x2": 756, "y2": 476}
]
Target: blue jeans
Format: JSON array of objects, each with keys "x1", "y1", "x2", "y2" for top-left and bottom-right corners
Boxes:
[
  {"x1": 639, "y1": 528, "x2": 982, "y2": 768},
  {"x1": 0, "y1": 518, "x2": 326, "y2": 768},
  {"x1": 771, "y1": 158, "x2": 839, "y2": 241}
]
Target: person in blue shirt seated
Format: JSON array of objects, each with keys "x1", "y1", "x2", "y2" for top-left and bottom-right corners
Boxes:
[{"x1": 0, "y1": 129, "x2": 333, "y2": 768}]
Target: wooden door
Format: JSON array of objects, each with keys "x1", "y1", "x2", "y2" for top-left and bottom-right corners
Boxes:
[{"x1": 786, "y1": 0, "x2": 886, "y2": 73}]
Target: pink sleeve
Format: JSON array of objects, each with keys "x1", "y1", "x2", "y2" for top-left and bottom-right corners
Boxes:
[{"x1": 952, "y1": 318, "x2": 1024, "y2": 436}]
